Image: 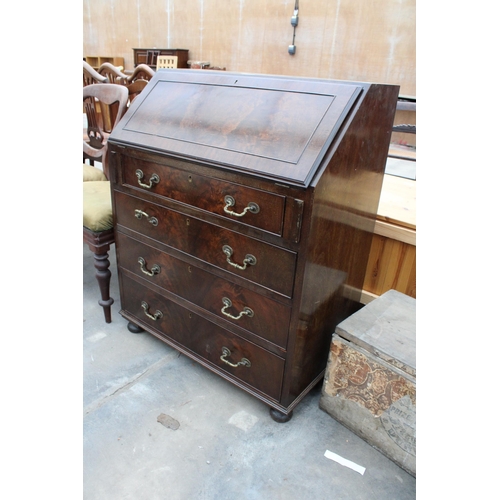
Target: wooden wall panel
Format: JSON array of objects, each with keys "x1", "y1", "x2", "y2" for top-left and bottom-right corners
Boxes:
[
  {"x1": 83, "y1": 0, "x2": 415, "y2": 95},
  {"x1": 171, "y1": 1, "x2": 203, "y2": 59},
  {"x1": 361, "y1": 173, "x2": 416, "y2": 301},
  {"x1": 203, "y1": 1, "x2": 247, "y2": 70},
  {"x1": 363, "y1": 235, "x2": 416, "y2": 300},
  {"x1": 137, "y1": 0, "x2": 169, "y2": 49},
  {"x1": 113, "y1": 1, "x2": 140, "y2": 58}
]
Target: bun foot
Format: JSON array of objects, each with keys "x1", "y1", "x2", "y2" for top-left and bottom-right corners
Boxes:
[
  {"x1": 270, "y1": 407, "x2": 293, "y2": 423},
  {"x1": 127, "y1": 322, "x2": 145, "y2": 334}
]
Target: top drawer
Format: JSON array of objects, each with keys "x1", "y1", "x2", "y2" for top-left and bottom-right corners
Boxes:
[{"x1": 120, "y1": 155, "x2": 286, "y2": 236}]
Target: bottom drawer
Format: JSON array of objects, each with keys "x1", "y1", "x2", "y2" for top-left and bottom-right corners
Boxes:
[{"x1": 120, "y1": 273, "x2": 285, "y2": 401}]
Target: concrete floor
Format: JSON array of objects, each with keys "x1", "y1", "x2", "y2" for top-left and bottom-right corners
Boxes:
[{"x1": 83, "y1": 243, "x2": 416, "y2": 499}]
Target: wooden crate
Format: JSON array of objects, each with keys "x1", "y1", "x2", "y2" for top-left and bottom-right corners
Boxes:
[{"x1": 320, "y1": 290, "x2": 416, "y2": 476}]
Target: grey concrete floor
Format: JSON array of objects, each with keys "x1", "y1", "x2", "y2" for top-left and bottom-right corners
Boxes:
[{"x1": 83, "y1": 244, "x2": 416, "y2": 499}]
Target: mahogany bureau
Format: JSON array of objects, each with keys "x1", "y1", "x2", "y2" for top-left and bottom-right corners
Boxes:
[{"x1": 108, "y1": 70, "x2": 399, "y2": 422}]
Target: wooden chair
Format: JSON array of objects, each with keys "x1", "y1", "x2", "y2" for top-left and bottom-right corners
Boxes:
[
  {"x1": 126, "y1": 64, "x2": 155, "y2": 82},
  {"x1": 83, "y1": 61, "x2": 110, "y2": 168},
  {"x1": 157, "y1": 55, "x2": 178, "y2": 69},
  {"x1": 146, "y1": 50, "x2": 160, "y2": 67},
  {"x1": 83, "y1": 84, "x2": 128, "y2": 323},
  {"x1": 123, "y1": 64, "x2": 155, "y2": 104},
  {"x1": 83, "y1": 84, "x2": 128, "y2": 179},
  {"x1": 124, "y1": 79, "x2": 150, "y2": 104},
  {"x1": 83, "y1": 60, "x2": 108, "y2": 86},
  {"x1": 97, "y1": 62, "x2": 128, "y2": 84}
]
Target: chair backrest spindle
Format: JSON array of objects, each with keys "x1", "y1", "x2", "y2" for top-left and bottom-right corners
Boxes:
[{"x1": 83, "y1": 84, "x2": 128, "y2": 178}]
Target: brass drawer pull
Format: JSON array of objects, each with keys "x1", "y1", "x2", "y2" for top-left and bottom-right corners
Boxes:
[
  {"x1": 222, "y1": 245, "x2": 257, "y2": 270},
  {"x1": 221, "y1": 297, "x2": 254, "y2": 321},
  {"x1": 223, "y1": 195, "x2": 260, "y2": 217},
  {"x1": 141, "y1": 301, "x2": 163, "y2": 321},
  {"x1": 136, "y1": 169, "x2": 160, "y2": 189},
  {"x1": 134, "y1": 209, "x2": 158, "y2": 226},
  {"x1": 138, "y1": 257, "x2": 161, "y2": 276},
  {"x1": 220, "y1": 347, "x2": 251, "y2": 368}
]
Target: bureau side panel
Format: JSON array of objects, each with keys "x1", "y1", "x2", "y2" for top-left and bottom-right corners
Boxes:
[{"x1": 282, "y1": 83, "x2": 400, "y2": 408}]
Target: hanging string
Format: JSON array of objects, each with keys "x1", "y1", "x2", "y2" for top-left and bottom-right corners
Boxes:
[{"x1": 289, "y1": 0, "x2": 299, "y2": 53}]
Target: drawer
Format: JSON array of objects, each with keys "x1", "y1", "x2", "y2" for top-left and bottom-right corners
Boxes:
[
  {"x1": 114, "y1": 191, "x2": 297, "y2": 297},
  {"x1": 120, "y1": 155, "x2": 286, "y2": 235},
  {"x1": 120, "y1": 274, "x2": 285, "y2": 401},
  {"x1": 116, "y1": 232, "x2": 291, "y2": 349}
]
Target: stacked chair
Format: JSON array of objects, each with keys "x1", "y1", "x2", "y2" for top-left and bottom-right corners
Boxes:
[
  {"x1": 122, "y1": 64, "x2": 155, "y2": 103},
  {"x1": 97, "y1": 62, "x2": 128, "y2": 84},
  {"x1": 83, "y1": 83, "x2": 128, "y2": 323},
  {"x1": 83, "y1": 61, "x2": 108, "y2": 86},
  {"x1": 82, "y1": 59, "x2": 156, "y2": 322}
]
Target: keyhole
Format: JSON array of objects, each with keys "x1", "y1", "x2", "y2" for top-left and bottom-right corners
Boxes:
[{"x1": 188, "y1": 175, "x2": 192, "y2": 183}]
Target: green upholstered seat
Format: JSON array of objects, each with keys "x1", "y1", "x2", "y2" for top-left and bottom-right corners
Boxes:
[
  {"x1": 83, "y1": 181, "x2": 113, "y2": 232},
  {"x1": 83, "y1": 163, "x2": 107, "y2": 182}
]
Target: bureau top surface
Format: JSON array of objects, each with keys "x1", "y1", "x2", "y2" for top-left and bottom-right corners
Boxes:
[{"x1": 110, "y1": 70, "x2": 365, "y2": 187}]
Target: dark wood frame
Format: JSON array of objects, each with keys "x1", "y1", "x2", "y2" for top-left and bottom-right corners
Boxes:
[
  {"x1": 108, "y1": 70, "x2": 399, "y2": 418},
  {"x1": 132, "y1": 48, "x2": 189, "y2": 69}
]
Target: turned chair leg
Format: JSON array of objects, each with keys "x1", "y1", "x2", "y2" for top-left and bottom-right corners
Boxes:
[
  {"x1": 84, "y1": 227, "x2": 115, "y2": 323},
  {"x1": 93, "y1": 250, "x2": 114, "y2": 323}
]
